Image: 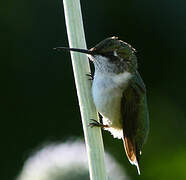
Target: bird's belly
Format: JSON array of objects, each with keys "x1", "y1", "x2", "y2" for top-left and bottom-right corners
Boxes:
[{"x1": 92, "y1": 77, "x2": 123, "y2": 131}]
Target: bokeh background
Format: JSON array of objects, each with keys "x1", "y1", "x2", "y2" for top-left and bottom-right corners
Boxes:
[{"x1": 1, "y1": 0, "x2": 186, "y2": 179}]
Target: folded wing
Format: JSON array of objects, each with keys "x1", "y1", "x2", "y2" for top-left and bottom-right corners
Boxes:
[{"x1": 121, "y1": 71, "x2": 149, "y2": 174}]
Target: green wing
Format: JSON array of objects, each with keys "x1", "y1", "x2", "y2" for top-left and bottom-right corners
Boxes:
[{"x1": 121, "y1": 71, "x2": 149, "y2": 167}]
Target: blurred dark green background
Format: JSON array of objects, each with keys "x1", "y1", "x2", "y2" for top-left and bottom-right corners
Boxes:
[{"x1": 1, "y1": 0, "x2": 186, "y2": 179}]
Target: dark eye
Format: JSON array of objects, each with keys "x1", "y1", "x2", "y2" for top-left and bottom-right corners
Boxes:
[
  {"x1": 103, "y1": 51, "x2": 119, "y2": 62},
  {"x1": 105, "y1": 51, "x2": 115, "y2": 57},
  {"x1": 99, "y1": 51, "x2": 114, "y2": 57}
]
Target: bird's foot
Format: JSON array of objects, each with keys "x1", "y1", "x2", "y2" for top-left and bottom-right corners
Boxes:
[
  {"x1": 89, "y1": 119, "x2": 109, "y2": 128},
  {"x1": 86, "y1": 73, "x2": 93, "y2": 80}
]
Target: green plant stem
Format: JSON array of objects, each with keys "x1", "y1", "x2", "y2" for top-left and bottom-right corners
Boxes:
[{"x1": 63, "y1": 0, "x2": 107, "y2": 180}]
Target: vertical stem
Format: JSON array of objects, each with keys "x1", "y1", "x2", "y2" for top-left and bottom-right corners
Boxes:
[{"x1": 63, "y1": 0, "x2": 107, "y2": 180}]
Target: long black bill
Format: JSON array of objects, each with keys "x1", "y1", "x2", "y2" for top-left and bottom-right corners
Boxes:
[{"x1": 53, "y1": 47, "x2": 94, "y2": 55}]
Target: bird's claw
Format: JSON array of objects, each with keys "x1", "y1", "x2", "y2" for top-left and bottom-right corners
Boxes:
[
  {"x1": 86, "y1": 73, "x2": 94, "y2": 80},
  {"x1": 88, "y1": 119, "x2": 108, "y2": 128}
]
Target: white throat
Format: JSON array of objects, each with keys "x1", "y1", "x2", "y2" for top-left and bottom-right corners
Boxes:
[{"x1": 94, "y1": 71, "x2": 132, "y2": 88}]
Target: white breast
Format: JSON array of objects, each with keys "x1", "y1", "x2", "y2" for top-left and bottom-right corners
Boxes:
[{"x1": 92, "y1": 71, "x2": 132, "y2": 139}]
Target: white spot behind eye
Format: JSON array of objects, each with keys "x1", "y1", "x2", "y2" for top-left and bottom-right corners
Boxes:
[{"x1": 113, "y1": 51, "x2": 118, "y2": 56}]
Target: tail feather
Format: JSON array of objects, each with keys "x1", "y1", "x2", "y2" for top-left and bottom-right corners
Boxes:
[
  {"x1": 133, "y1": 159, "x2": 140, "y2": 175},
  {"x1": 123, "y1": 136, "x2": 141, "y2": 175}
]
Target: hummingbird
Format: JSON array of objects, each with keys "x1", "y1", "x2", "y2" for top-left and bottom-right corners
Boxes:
[{"x1": 55, "y1": 36, "x2": 149, "y2": 174}]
